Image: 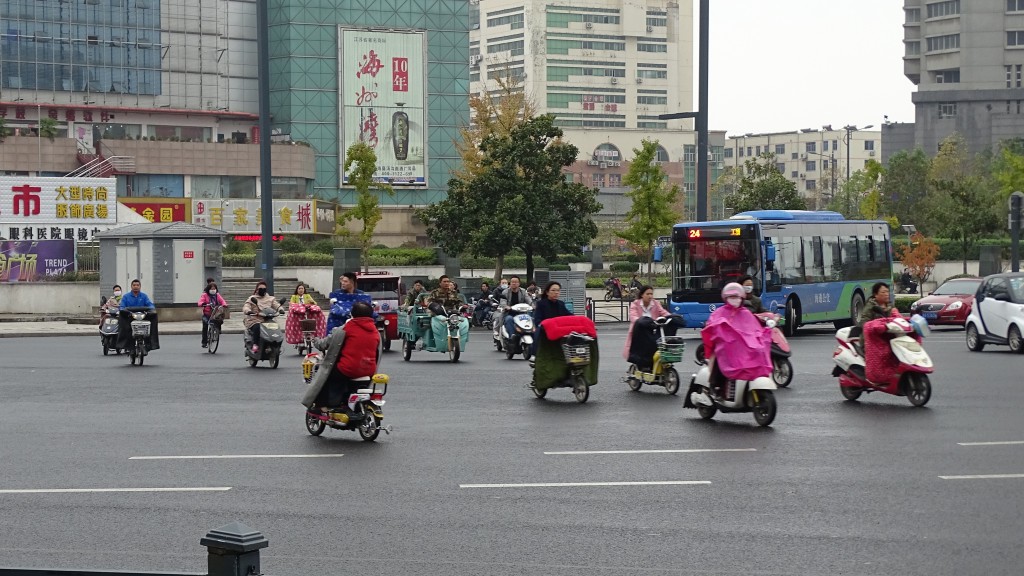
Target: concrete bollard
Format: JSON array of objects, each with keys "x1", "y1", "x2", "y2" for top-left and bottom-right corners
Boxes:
[{"x1": 200, "y1": 522, "x2": 269, "y2": 576}]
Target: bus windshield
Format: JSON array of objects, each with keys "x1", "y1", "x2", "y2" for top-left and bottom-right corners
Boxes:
[{"x1": 673, "y1": 236, "x2": 761, "y2": 299}]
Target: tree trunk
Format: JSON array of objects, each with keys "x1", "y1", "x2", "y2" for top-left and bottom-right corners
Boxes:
[
  {"x1": 492, "y1": 254, "x2": 505, "y2": 283},
  {"x1": 962, "y1": 237, "x2": 968, "y2": 275},
  {"x1": 646, "y1": 242, "x2": 654, "y2": 284},
  {"x1": 525, "y1": 249, "x2": 535, "y2": 283}
]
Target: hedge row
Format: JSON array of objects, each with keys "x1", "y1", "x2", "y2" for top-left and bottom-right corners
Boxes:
[{"x1": 893, "y1": 238, "x2": 1012, "y2": 261}]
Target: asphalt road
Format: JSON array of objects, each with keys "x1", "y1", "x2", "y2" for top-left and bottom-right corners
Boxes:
[{"x1": 1, "y1": 324, "x2": 1022, "y2": 576}]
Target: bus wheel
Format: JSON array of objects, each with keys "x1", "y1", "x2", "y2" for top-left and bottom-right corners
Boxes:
[
  {"x1": 834, "y1": 292, "x2": 863, "y2": 329},
  {"x1": 783, "y1": 298, "x2": 800, "y2": 337}
]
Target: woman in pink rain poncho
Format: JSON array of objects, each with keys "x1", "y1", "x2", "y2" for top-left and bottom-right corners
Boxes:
[{"x1": 701, "y1": 283, "x2": 773, "y2": 381}]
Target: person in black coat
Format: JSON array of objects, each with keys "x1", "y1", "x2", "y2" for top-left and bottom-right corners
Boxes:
[{"x1": 532, "y1": 281, "x2": 573, "y2": 358}]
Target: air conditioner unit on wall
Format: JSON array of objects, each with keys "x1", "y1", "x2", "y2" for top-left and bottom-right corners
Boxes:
[
  {"x1": 636, "y1": 77, "x2": 643, "y2": 84},
  {"x1": 647, "y1": 25, "x2": 653, "y2": 32},
  {"x1": 610, "y1": 77, "x2": 618, "y2": 84},
  {"x1": 799, "y1": 173, "x2": 806, "y2": 179},
  {"x1": 586, "y1": 22, "x2": 593, "y2": 29},
  {"x1": 869, "y1": 150, "x2": 876, "y2": 156}
]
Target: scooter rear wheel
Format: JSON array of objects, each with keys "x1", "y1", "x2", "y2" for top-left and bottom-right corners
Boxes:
[
  {"x1": 103, "y1": 343, "x2": 109, "y2": 356},
  {"x1": 697, "y1": 404, "x2": 717, "y2": 420},
  {"x1": 358, "y1": 409, "x2": 381, "y2": 442},
  {"x1": 305, "y1": 412, "x2": 326, "y2": 436},
  {"x1": 271, "y1": 353, "x2": 280, "y2": 369}
]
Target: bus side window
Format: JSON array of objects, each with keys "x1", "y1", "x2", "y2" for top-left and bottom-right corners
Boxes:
[{"x1": 823, "y1": 237, "x2": 841, "y2": 280}]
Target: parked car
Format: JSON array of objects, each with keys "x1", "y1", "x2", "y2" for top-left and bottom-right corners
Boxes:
[
  {"x1": 965, "y1": 273, "x2": 1024, "y2": 353},
  {"x1": 909, "y1": 277, "x2": 981, "y2": 326}
]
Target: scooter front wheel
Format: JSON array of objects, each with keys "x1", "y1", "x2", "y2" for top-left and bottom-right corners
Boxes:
[
  {"x1": 840, "y1": 383, "x2": 862, "y2": 401},
  {"x1": 271, "y1": 353, "x2": 280, "y2": 369},
  {"x1": 904, "y1": 373, "x2": 931, "y2": 407},
  {"x1": 663, "y1": 368, "x2": 680, "y2": 395},
  {"x1": 572, "y1": 376, "x2": 589, "y2": 403},
  {"x1": 626, "y1": 366, "x2": 643, "y2": 392},
  {"x1": 752, "y1": 390, "x2": 776, "y2": 427},
  {"x1": 772, "y1": 357, "x2": 793, "y2": 388}
]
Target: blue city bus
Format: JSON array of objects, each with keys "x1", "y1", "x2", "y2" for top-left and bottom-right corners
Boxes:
[{"x1": 662, "y1": 210, "x2": 893, "y2": 335}]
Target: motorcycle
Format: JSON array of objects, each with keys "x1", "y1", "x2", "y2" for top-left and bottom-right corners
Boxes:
[
  {"x1": 695, "y1": 313, "x2": 792, "y2": 388},
  {"x1": 244, "y1": 307, "x2": 284, "y2": 368},
  {"x1": 127, "y1": 310, "x2": 153, "y2": 366},
  {"x1": 99, "y1": 306, "x2": 121, "y2": 356},
  {"x1": 604, "y1": 277, "x2": 624, "y2": 301},
  {"x1": 832, "y1": 314, "x2": 933, "y2": 407},
  {"x1": 498, "y1": 302, "x2": 535, "y2": 361},
  {"x1": 624, "y1": 316, "x2": 684, "y2": 395},
  {"x1": 302, "y1": 351, "x2": 391, "y2": 442},
  {"x1": 683, "y1": 317, "x2": 779, "y2": 427}
]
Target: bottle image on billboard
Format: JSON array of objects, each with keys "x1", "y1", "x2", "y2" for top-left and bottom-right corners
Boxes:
[{"x1": 392, "y1": 109, "x2": 409, "y2": 161}]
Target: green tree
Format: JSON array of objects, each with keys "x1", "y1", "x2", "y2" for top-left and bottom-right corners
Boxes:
[
  {"x1": 39, "y1": 117, "x2": 58, "y2": 141},
  {"x1": 724, "y1": 153, "x2": 806, "y2": 213},
  {"x1": 442, "y1": 72, "x2": 535, "y2": 279},
  {"x1": 926, "y1": 134, "x2": 1001, "y2": 274},
  {"x1": 0, "y1": 117, "x2": 7, "y2": 142},
  {"x1": 828, "y1": 161, "x2": 883, "y2": 219},
  {"x1": 616, "y1": 139, "x2": 679, "y2": 281},
  {"x1": 341, "y1": 141, "x2": 393, "y2": 272},
  {"x1": 422, "y1": 114, "x2": 602, "y2": 281},
  {"x1": 992, "y1": 142, "x2": 1024, "y2": 204},
  {"x1": 880, "y1": 148, "x2": 930, "y2": 227}
]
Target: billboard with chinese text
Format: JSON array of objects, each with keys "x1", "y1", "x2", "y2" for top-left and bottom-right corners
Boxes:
[
  {"x1": 339, "y1": 29, "x2": 427, "y2": 186},
  {"x1": 191, "y1": 199, "x2": 335, "y2": 235},
  {"x1": 119, "y1": 199, "x2": 191, "y2": 223},
  {"x1": 1, "y1": 240, "x2": 76, "y2": 282},
  {"x1": 0, "y1": 177, "x2": 118, "y2": 242}
]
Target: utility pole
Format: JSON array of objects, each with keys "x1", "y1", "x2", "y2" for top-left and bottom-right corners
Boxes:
[
  {"x1": 660, "y1": 0, "x2": 709, "y2": 221},
  {"x1": 1011, "y1": 191, "x2": 1023, "y2": 272},
  {"x1": 257, "y1": 0, "x2": 274, "y2": 292}
]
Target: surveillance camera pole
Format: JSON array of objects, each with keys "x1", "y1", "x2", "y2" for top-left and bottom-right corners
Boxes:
[{"x1": 257, "y1": 0, "x2": 274, "y2": 292}]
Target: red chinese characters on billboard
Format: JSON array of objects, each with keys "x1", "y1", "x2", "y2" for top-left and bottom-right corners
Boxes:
[{"x1": 392, "y1": 57, "x2": 409, "y2": 92}]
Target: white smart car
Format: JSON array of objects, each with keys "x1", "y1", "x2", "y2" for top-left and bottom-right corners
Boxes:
[{"x1": 965, "y1": 273, "x2": 1024, "y2": 353}]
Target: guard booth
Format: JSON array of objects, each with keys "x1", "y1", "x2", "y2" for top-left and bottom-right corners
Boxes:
[{"x1": 96, "y1": 222, "x2": 226, "y2": 321}]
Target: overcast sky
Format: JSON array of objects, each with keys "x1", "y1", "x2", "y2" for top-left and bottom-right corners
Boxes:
[{"x1": 702, "y1": 0, "x2": 916, "y2": 135}]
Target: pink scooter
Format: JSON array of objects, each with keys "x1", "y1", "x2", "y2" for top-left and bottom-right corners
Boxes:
[{"x1": 694, "y1": 313, "x2": 792, "y2": 388}]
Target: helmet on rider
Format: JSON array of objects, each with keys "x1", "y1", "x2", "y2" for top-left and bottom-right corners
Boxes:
[{"x1": 721, "y1": 282, "x2": 745, "y2": 308}]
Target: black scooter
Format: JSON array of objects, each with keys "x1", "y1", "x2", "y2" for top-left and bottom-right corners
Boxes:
[{"x1": 244, "y1": 308, "x2": 284, "y2": 368}]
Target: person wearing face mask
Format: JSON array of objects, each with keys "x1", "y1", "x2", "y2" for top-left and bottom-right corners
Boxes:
[
  {"x1": 197, "y1": 282, "x2": 229, "y2": 348},
  {"x1": 242, "y1": 280, "x2": 281, "y2": 354},
  {"x1": 624, "y1": 285, "x2": 686, "y2": 371},
  {"x1": 700, "y1": 283, "x2": 773, "y2": 394},
  {"x1": 739, "y1": 275, "x2": 765, "y2": 314},
  {"x1": 99, "y1": 284, "x2": 123, "y2": 325}
]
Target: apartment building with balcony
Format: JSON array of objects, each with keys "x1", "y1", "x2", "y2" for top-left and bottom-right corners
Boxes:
[
  {"x1": 887, "y1": 0, "x2": 1024, "y2": 159},
  {"x1": 724, "y1": 128, "x2": 882, "y2": 209}
]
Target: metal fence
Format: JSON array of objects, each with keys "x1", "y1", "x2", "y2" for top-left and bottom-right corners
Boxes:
[{"x1": 76, "y1": 242, "x2": 100, "y2": 272}]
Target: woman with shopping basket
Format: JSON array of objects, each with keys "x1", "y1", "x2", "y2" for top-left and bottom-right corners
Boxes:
[
  {"x1": 286, "y1": 283, "x2": 326, "y2": 355},
  {"x1": 529, "y1": 313, "x2": 599, "y2": 404}
]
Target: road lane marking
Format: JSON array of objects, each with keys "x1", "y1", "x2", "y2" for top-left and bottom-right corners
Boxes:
[
  {"x1": 0, "y1": 487, "x2": 232, "y2": 494},
  {"x1": 129, "y1": 454, "x2": 344, "y2": 460},
  {"x1": 958, "y1": 441, "x2": 1024, "y2": 446},
  {"x1": 460, "y1": 481, "x2": 710, "y2": 489},
  {"x1": 939, "y1": 474, "x2": 1024, "y2": 480},
  {"x1": 544, "y1": 448, "x2": 756, "y2": 455}
]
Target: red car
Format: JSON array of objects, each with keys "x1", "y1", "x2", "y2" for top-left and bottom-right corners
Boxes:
[{"x1": 909, "y1": 277, "x2": 981, "y2": 326}]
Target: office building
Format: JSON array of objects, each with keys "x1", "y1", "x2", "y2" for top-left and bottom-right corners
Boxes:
[
  {"x1": 0, "y1": 0, "x2": 469, "y2": 244},
  {"x1": 886, "y1": 0, "x2": 1024, "y2": 160}
]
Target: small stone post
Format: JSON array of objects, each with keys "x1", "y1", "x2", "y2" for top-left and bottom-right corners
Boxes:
[{"x1": 200, "y1": 522, "x2": 269, "y2": 576}]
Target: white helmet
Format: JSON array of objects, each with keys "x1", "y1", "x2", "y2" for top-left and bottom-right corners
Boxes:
[{"x1": 721, "y1": 282, "x2": 745, "y2": 302}]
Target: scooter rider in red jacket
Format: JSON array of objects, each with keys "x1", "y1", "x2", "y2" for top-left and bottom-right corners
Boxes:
[{"x1": 308, "y1": 301, "x2": 381, "y2": 417}]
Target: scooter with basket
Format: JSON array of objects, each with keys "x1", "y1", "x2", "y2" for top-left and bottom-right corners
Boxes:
[
  {"x1": 529, "y1": 315, "x2": 599, "y2": 403},
  {"x1": 624, "y1": 315, "x2": 685, "y2": 395}
]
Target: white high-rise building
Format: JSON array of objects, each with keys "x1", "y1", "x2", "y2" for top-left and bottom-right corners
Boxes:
[{"x1": 469, "y1": 0, "x2": 695, "y2": 153}]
